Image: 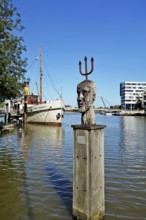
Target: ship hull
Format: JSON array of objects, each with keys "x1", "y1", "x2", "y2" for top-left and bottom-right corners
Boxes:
[{"x1": 26, "y1": 100, "x2": 64, "y2": 126}]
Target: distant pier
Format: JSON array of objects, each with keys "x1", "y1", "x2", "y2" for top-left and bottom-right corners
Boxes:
[
  {"x1": 65, "y1": 107, "x2": 146, "y2": 116},
  {"x1": 96, "y1": 109, "x2": 146, "y2": 116}
]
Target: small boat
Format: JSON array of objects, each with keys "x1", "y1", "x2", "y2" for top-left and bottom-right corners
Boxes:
[
  {"x1": 4, "y1": 48, "x2": 64, "y2": 126},
  {"x1": 99, "y1": 110, "x2": 113, "y2": 116}
]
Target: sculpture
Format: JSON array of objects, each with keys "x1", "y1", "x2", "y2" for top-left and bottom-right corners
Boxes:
[{"x1": 77, "y1": 57, "x2": 96, "y2": 125}]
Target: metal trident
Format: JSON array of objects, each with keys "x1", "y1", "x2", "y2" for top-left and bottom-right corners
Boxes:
[{"x1": 79, "y1": 56, "x2": 94, "y2": 80}]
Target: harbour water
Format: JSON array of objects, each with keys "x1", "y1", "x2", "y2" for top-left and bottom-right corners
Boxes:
[{"x1": 0, "y1": 113, "x2": 146, "y2": 220}]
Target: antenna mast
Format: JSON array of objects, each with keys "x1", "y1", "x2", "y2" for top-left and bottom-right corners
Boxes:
[{"x1": 40, "y1": 47, "x2": 43, "y2": 104}]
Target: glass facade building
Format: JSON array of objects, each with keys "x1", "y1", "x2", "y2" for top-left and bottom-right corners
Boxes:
[{"x1": 120, "y1": 82, "x2": 146, "y2": 109}]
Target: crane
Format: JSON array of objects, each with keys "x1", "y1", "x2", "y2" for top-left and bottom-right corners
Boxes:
[{"x1": 101, "y1": 96, "x2": 107, "y2": 109}]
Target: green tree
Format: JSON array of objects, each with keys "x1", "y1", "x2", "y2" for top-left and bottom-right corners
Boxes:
[{"x1": 0, "y1": 0, "x2": 27, "y2": 102}]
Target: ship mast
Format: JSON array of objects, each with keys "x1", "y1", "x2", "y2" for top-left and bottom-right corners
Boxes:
[{"x1": 40, "y1": 47, "x2": 43, "y2": 104}]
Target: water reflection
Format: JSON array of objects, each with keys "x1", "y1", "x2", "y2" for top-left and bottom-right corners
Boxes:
[
  {"x1": 0, "y1": 124, "x2": 73, "y2": 220},
  {"x1": 104, "y1": 116, "x2": 146, "y2": 220},
  {"x1": 0, "y1": 115, "x2": 146, "y2": 220},
  {"x1": 21, "y1": 125, "x2": 72, "y2": 220},
  {"x1": 46, "y1": 167, "x2": 72, "y2": 214}
]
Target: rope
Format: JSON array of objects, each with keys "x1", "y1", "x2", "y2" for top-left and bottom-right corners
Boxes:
[
  {"x1": 26, "y1": 53, "x2": 62, "y2": 101},
  {"x1": 43, "y1": 58, "x2": 62, "y2": 99}
]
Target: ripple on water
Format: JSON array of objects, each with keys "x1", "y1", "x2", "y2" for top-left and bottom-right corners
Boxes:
[{"x1": 0, "y1": 114, "x2": 146, "y2": 220}]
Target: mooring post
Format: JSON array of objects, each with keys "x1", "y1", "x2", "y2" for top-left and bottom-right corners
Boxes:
[
  {"x1": 18, "y1": 117, "x2": 23, "y2": 130},
  {"x1": 72, "y1": 57, "x2": 106, "y2": 220},
  {"x1": 4, "y1": 113, "x2": 8, "y2": 124},
  {"x1": 4, "y1": 103, "x2": 9, "y2": 124},
  {"x1": 23, "y1": 102, "x2": 27, "y2": 125}
]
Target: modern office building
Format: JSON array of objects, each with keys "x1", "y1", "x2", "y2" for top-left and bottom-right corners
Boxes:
[
  {"x1": 143, "y1": 87, "x2": 146, "y2": 110},
  {"x1": 120, "y1": 81, "x2": 146, "y2": 109}
]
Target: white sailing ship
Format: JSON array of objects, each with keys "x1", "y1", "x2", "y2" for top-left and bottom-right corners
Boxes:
[{"x1": 4, "y1": 48, "x2": 64, "y2": 126}]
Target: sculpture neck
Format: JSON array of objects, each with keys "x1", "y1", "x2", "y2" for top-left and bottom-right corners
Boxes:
[{"x1": 81, "y1": 107, "x2": 96, "y2": 125}]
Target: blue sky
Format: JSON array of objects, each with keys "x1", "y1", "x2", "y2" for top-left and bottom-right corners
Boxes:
[{"x1": 14, "y1": 0, "x2": 146, "y2": 107}]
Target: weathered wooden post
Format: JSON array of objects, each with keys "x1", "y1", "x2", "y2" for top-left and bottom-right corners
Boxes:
[
  {"x1": 18, "y1": 117, "x2": 23, "y2": 130},
  {"x1": 4, "y1": 101, "x2": 11, "y2": 124},
  {"x1": 72, "y1": 57, "x2": 106, "y2": 220},
  {"x1": 23, "y1": 102, "x2": 27, "y2": 125}
]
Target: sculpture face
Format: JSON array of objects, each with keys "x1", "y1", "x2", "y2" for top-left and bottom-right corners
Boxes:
[{"x1": 77, "y1": 80, "x2": 96, "y2": 113}]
